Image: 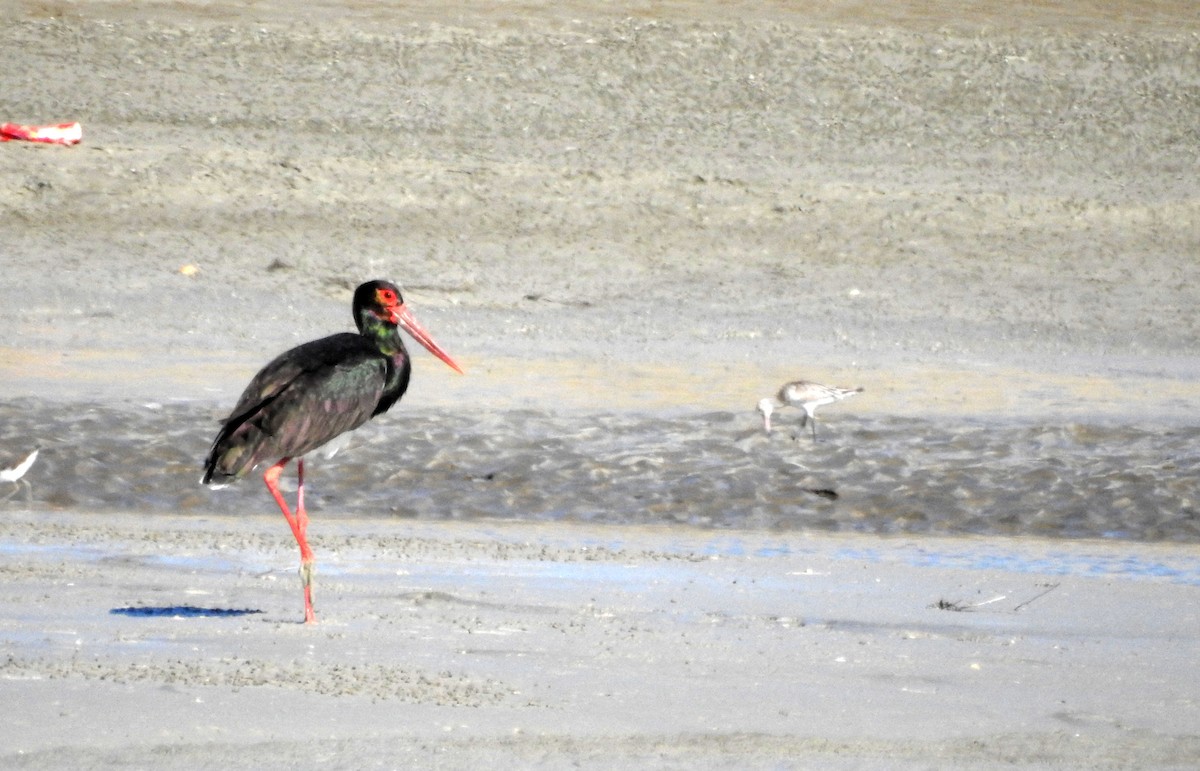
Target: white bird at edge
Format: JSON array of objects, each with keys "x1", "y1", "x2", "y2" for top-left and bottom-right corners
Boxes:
[
  {"x1": 757, "y1": 381, "x2": 863, "y2": 440},
  {"x1": 1, "y1": 446, "x2": 40, "y2": 502}
]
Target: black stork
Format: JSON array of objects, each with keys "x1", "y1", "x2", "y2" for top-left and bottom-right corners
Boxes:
[
  {"x1": 757, "y1": 380, "x2": 863, "y2": 439},
  {"x1": 202, "y1": 279, "x2": 463, "y2": 623}
]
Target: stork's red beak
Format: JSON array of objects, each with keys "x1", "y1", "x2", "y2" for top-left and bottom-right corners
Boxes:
[{"x1": 393, "y1": 303, "x2": 464, "y2": 374}]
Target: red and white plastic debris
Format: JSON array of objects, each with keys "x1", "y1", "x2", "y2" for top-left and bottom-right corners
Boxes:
[{"x1": 1, "y1": 121, "x2": 83, "y2": 145}]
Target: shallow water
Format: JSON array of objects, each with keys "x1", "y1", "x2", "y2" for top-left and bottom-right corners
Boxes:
[{"x1": 1, "y1": 397, "x2": 1197, "y2": 543}]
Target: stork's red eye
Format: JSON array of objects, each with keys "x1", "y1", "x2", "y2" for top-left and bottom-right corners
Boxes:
[{"x1": 377, "y1": 288, "x2": 399, "y2": 305}]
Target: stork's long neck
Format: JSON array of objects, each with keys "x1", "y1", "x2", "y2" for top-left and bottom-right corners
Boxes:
[{"x1": 358, "y1": 311, "x2": 412, "y2": 410}]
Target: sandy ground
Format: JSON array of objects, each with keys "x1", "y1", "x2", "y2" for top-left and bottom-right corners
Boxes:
[
  {"x1": 3, "y1": 511, "x2": 1200, "y2": 769},
  {"x1": 2, "y1": 0, "x2": 1200, "y2": 767},
  {"x1": 4, "y1": 0, "x2": 1200, "y2": 418}
]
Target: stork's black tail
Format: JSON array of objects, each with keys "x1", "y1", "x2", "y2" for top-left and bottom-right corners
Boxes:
[{"x1": 201, "y1": 417, "x2": 269, "y2": 487}]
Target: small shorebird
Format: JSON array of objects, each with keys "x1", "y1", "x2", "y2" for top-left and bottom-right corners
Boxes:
[
  {"x1": 1, "y1": 446, "x2": 40, "y2": 501},
  {"x1": 757, "y1": 381, "x2": 863, "y2": 440}
]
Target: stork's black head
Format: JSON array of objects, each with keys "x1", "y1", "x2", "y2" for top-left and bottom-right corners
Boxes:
[
  {"x1": 353, "y1": 280, "x2": 405, "y2": 330},
  {"x1": 351, "y1": 279, "x2": 464, "y2": 374}
]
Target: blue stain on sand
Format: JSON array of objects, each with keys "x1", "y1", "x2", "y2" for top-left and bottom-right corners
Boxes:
[
  {"x1": 676, "y1": 537, "x2": 1200, "y2": 586},
  {"x1": 832, "y1": 545, "x2": 1200, "y2": 586}
]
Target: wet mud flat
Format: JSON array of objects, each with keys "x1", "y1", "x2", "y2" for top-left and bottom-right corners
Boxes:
[{"x1": 2, "y1": 397, "x2": 1198, "y2": 543}]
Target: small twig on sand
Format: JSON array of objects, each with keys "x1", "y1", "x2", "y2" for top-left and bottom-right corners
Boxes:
[
  {"x1": 933, "y1": 584, "x2": 1061, "y2": 614},
  {"x1": 1014, "y1": 582, "x2": 1061, "y2": 612},
  {"x1": 930, "y1": 595, "x2": 1006, "y2": 612}
]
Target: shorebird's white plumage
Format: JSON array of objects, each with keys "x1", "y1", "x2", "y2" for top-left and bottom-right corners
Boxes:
[
  {"x1": 1, "y1": 447, "x2": 39, "y2": 501},
  {"x1": 758, "y1": 381, "x2": 863, "y2": 439}
]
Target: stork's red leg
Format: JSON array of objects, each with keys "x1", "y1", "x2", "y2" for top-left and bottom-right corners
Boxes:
[
  {"x1": 295, "y1": 458, "x2": 315, "y2": 620},
  {"x1": 263, "y1": 458, "x2": 317, "y2": 624},
  {"x1": 296, "y1": 458, "x2": 309, "y2": 538}
]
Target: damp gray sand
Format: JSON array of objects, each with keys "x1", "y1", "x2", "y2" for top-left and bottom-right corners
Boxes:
[{"x1": 1, "y1": 512, "x2": 1199, "y2": 768}]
